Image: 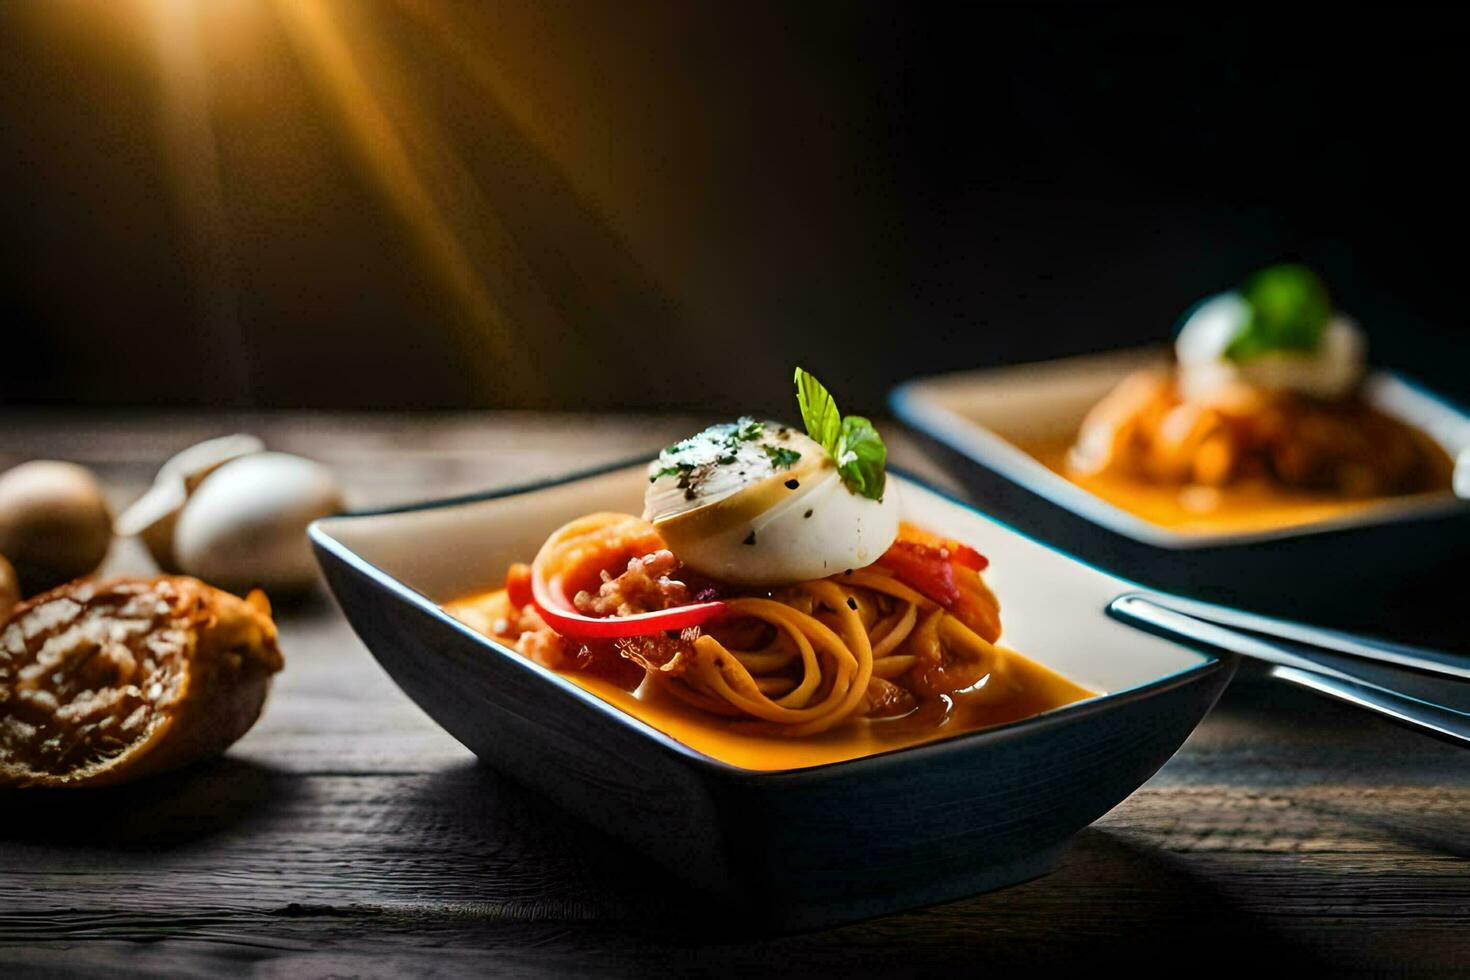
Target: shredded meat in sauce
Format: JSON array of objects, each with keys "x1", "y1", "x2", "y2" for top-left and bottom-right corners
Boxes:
[
  {"x1": 573, "y1": 549, "x2": 691, "y2": 617},
  {"x1": 614, "y1": 628, "x2": 700, "y2": 674},
  {"x1": 489, "y1": 594, "x2": 646, "y2": 689},
  {"x1": 1073, "y1": 370, "x2": 1452, "y2": 495}
]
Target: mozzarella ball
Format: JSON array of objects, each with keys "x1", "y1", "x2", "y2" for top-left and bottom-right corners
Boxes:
[
  {"x1": 644, "y1": 420, "x2": 899, "y2": 585},
  {"x1": 1175, "y1": 291, "x2": 1365, "y2": 402}
]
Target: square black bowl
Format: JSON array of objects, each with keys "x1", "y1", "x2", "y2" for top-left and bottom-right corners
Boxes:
[{"x1": 311, "y1": 459, "x2": 1233, "y2": 931}]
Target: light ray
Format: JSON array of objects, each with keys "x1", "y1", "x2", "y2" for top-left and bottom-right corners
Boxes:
[
  {"x1": 145, "y1": 0, "x2": 252, "y2": 404},
  {"x1": 270, "y1": 0, "x2": 535, "y2": 395}
]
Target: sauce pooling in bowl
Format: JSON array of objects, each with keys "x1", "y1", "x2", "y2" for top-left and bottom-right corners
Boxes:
[
  {"x1": 446, "y1": 584, "x2": 1094, "y2": 770},
  {"x1": 442, "y1": 369, "x2": 1096, "y2": 769}
]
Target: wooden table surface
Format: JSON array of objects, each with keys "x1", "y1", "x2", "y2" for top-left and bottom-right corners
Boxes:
[{"x1": 2, "y1": 413, "x2": 1467, "y2": 978}]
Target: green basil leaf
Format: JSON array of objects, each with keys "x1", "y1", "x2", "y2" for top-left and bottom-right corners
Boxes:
[
  {"x1": 734, "y1": 417, "x2": 764, "y2": 442},
  {"x1": 834, "y1": 415, "x2": 887, "y2": 501},
  {"x1": 794, "y1": 367, "x2": 841, "y2": 453},
  {"x1": 1225, "y1": 264, "x2": 1332, "y2": 361},
  {"x1": 763, "y1": 445, "x2": 802, "y2": 469}
]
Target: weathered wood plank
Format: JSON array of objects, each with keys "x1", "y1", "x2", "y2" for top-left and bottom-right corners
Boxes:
[{"x1": 2, "y1": 412, "x2": 1467, "y2": 977}]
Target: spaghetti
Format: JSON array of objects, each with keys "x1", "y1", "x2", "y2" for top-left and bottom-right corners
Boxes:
[
  {"x1": 450, "y1": 512, "x2": 1090, "y2": 739},
  {"x1": 445, "y1": 369, "x2": 1093, "y2": 757}
]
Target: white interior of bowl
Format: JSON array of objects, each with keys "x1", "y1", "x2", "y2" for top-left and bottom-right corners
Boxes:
[
  {"x1": 315, "y1": 464, "x2": 1211, "y2": 697},
  {"x1": 893, "y1": 346, "x2": 1470, "y2": 548}
]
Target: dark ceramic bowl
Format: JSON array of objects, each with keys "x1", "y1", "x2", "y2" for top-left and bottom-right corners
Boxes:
[
  {"x1": 891, "y1": 347, "x2": 1470, "y2": 618},
  {"x1": 310, "y1": 459, "x2": 1233, "y2": 931}
]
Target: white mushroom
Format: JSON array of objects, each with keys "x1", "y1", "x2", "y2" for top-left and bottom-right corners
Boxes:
[{"x1": 114, "y1": 434, "x2": 265, "y2": 572}]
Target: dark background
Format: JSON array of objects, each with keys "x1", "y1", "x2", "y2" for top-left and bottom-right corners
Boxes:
[{"x1": 1, "y1": 3, "x2": 1466, "y2": 416}]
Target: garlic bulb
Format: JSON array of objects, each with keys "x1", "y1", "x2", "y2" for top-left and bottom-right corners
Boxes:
[
  {"x1": 115, "y1": 434, "x2": 265, "y2": 572},
  {"x1": 172, "y1": 452, "x2": 344, "y2": 595}
]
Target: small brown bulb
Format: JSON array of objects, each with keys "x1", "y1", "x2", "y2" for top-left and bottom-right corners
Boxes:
[
  {"x1": 0, "y1": 461, "x2": 114, "y2": 596},
  {"x1": 0, "y1": 555, "x2": 19, "y2": 619}
]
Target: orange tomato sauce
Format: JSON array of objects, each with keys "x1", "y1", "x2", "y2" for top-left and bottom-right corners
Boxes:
[
  {"x1": 1023, "y1": 439, "x2": 1396, "y2": 535},
  {"x1": 444, "y1": 589, "x2": 1094, "y2": 771}
]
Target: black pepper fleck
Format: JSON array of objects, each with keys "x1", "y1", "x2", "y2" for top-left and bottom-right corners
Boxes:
[
  {"x1": 784, "y1": 479, "x2": 799, "y2": 490},
  {"x1": 846, "y1": 597, "x2": 858, "y2": 611},
  {"x1": 742, "y1": 531, "x2": 756, "y2": 546},
  {"x1": 803, "y1": 509, "x2": 813, "y2": 519}
]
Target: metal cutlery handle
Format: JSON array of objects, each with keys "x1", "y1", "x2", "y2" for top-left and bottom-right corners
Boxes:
[
  {"x1": 1108, "y1": 593, "x2": 1470, "y2": 748},
  {"x1": 1118, "y1": 592, "x2": 1470, "y2": 682},
  {"x1": 1267, "y1": 666, "x2": 1470, "y2": 747}
]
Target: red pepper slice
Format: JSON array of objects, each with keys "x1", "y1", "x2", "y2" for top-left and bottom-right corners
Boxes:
[
  {"x1": 506, "y1": 563, "x2": 535, "y2": 610},
  {"x1": 529, "y1": 566, "x2": 728, "y2": 639},
  {"x1": 876, "y1": 540, "x2": 961, "y2": 608},
  {"x1": 950, "y1": 543, "x2": 989, "y2": 572}
]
